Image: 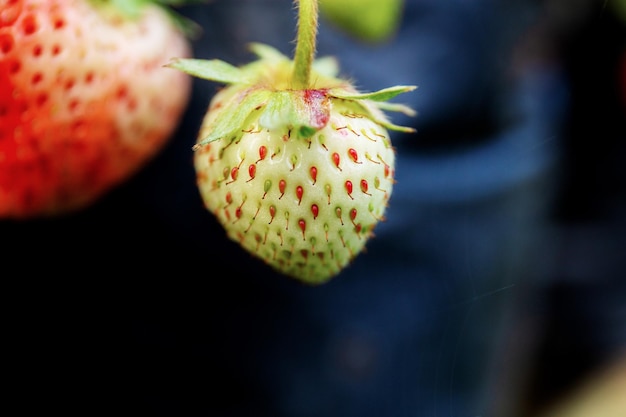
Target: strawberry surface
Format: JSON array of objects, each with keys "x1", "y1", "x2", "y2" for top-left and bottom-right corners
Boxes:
[
  {"x1": 0, "y1": 0, "x2": 192, "y2": 218},
  {"x1": 169, "y1": 41, "x2": 415, "y2": 283},
  {"x1": 195, "y1": 88, "x2": 396, "y2": 283}
]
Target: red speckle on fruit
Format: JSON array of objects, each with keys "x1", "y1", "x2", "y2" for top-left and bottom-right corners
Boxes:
[
  {"x1": 335, "y1": 207, "x2": 343, "y2": 225},
  {"x1": 210, "y1": 101, "x2": 223, "y2": 112},
  {"x1": 350, "y1": 208, "x2": 357, "y2": 223},
  {"x1": 224, "y1": 192, "x2": 232, "y2": 206},
  {"x1": 7, "y1": 59, "x2": 20, "y2": 74},
  {"x1": 384, "y1": 163, "x2": 391, "y2": 178},
  {"x1": 0, "y1": 33, "x2": 13, "y2": 53},
  {"x1": 52, "y1": 16, "x2": 66, "y2": 30},
  {"x1": 298, "y1": 219, "x2": 306, "y2": 240},
  {"x1": 32, "y1": 44, "x2": 42, "y2": 57},
  {"x1": 354, "y1": 223, "x2": 363, "y2": 235},
  {"x1": 35, "y1": 93, "x2": 47, "y2": 107},
  {"x1": 64, "y1": 78, "x2": 75, "y2": 91},
  {"x1": 345, "y1": 180, "x2": 354, "y2": 199},
  {"x1": 278, "y1": 179, "x2": 286, "y2": 199},
  {"x1": 31, "y1": 72, "x2": 43, "y2": 85},
  {"x1": 235, "y1": 202, "x2": 244, "y2": 221},
  {"x1": 300, "y1": 249, "x2": 308, "y2": 259},
  {"x1": 268, "y1": 205, "x2": 276, "y2": 224},
  {"x1": 332, "y1": 152, "x2": 341, "y2": 170},
  {"x1": 360, "y1": 179, "x2": 371, "y2": 195},
  {"x1": 309, "y1": 166, "x2": 317, "y2": 184},
  {"x1": 21, "y1": 14, "x2": 39, "y2": 36},
  {"x1": 311, "y1": 204, "x2": 318, "y2": 219},
  {"x1": 303, "y1": 89, "x2": 330, "y2": 128},
  {"x1": 247, "y1": 164, "x2": 256, "y2": 182},
  {"x1": 257, "y1": 145, "x2": 267, "y2": 162},
  {"x1": 296, "y1": 185, "x2": 303, "y2": 205},
  {"x1": 348, "y1": 148, "x2": 361, "y2": 163},
  {"x1": 68, "y1": 99, "x2": 79, "y2": 112},
  {"x1": 116, "y1": 85, "x2": 128, "y2": 99},
  {"x1": 226, "y1": 166, "x2": 238, "y2": 184}
]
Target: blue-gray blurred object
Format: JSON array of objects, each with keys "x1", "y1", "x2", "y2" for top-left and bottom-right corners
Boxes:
[{"x1": 4, "y1": 1, "x2": 625, "y2": 417}]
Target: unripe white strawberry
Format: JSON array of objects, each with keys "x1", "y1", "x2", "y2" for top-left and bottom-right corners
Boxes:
[{"x1": 168, "y1": 2, "x2": 415, "y2": 284}]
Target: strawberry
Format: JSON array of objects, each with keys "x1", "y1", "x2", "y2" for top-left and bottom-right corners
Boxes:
[
  {"x1": 0, "y1": 0, "x2": 193, "y2": 218},
  {"x1": 168, "y1": 0, "x2": 415, "y2": 284}
]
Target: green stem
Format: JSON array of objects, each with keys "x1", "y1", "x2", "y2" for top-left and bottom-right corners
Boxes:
[{"x1": 292, "y1": 0, "x2": 318, "y2": 89}]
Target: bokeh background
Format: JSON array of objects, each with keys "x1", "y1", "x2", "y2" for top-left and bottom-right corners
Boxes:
[{"x1": 4, "y1": 0, "x2": 625, "y2": 416}]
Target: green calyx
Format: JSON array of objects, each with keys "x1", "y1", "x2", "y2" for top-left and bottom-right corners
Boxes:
[{"x1": 166, "y1": 0, "x2": 416, "y2": 149}]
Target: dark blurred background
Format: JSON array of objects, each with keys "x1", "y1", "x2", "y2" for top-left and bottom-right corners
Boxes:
[{"x1": 3, "y1": 0, "x2": 625, "y2": 416}]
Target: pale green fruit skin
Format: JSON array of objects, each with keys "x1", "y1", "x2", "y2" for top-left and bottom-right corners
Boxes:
[{"x1": 194, "y1": 87, "x2": 396, "y2": 284}]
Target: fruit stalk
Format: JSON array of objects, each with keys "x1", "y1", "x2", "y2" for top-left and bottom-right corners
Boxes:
[{"x1": 292, "y1": 0, "x2": 318, "y2": 89}]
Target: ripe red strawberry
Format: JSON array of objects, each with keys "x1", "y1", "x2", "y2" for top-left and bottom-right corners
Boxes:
[
  {"x1": 0, "y1": 0, "x2": 193, "y2": 218},
  {"x1": 168, "y1": 1, "x2": 415, "y2": 284}
]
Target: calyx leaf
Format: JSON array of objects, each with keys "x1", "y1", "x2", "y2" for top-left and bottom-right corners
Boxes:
[{"x1": 167, "y1": 42, "x2": 417, "y2": 147}]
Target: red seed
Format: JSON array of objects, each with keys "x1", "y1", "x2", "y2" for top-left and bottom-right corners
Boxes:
[
  {"x1": 298, "y1": 219, "x2": 306, "y2": 240},
  {"x1": 258, "y1": 145, "x2": 267, "y2": 162},
  {"x1": 296, "y1": 185, "x2": 303, "y2": 205},
  {"x1": 360, "y1": 179, "x2": 370, "y2": 195},
  {"x1": 309, "y1": 166, "x2": 317, "y2": 184},
  {"x1": 311, "y1": 204, "x2": 319, "y2": 219},
  {"x1": 345, "y1": 180, "x2": 354, "y2": 199},
  {"x1": 268, "y1": 205, "x2": 276, "y2": 224},
  {"x1": 348, "y1": 148, "x2": 359, "y2": 163},
  {"x1": 332, "y1": 152, "x2": 341, "y2": 170}
]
